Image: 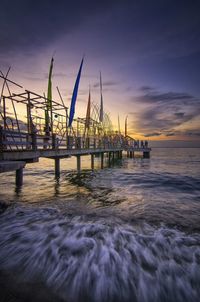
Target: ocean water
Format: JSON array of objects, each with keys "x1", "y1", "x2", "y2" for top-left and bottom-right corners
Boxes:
[{"x1": 0, "y1": 148, "x2": 200, "y2": 302}]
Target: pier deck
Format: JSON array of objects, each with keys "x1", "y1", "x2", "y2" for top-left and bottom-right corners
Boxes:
[{"x1": 0, "y1": 161, "x2": 26, "y2": 173}]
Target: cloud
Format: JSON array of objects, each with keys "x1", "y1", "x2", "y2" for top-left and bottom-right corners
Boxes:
[
  {"x1": 0, "y1": 0, "x2": 117, "y2": 55},
  {"x1": 139, "y1": 86, "x2": 154, "y2": 93},
  {"x1": 93, "y1": 81, "x2": 118, "y2": 89},
  {"x1": 165, "y1": 132, "x2": 175, "y2": 137},
  {"x1": 144, "y1": 132, "x2": 161, "y2": 137},
  {"x1": 23, "y1": 75, "x2": 45, "y2": 82},
  {"x1": 174, "y1": 112, "x2": 185, "y2": 118},
  {"x1": 134, "y1": 90, "x2": 196, "y2": 105},
  {"x1": 130, "y1": 87, "x2": 200, "y2": 138},
  {"x1": 186, "y1": 130, "x2": 200, "y2": 137}
]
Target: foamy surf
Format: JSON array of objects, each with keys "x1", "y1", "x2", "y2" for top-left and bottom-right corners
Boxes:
[{"x1": 0, "y1": 207, "x2": 199, "y2": 302}]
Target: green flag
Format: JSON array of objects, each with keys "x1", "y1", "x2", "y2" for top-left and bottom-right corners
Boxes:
[
  {"x1": 85, "y1": 89, "x2": 91, "y2": 129},
  {"x1": 44, "y1": 57, "x2": 54, "y2": 134}
]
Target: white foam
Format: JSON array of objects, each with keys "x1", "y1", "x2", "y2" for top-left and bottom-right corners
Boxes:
[{"x1": 0, "y1": 207, "x2": 199, "y2": 302}]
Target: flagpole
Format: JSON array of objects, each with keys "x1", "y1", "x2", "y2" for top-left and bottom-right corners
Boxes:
[
  {"x1": 125, "y1": 115, "x2": 128, "y2": 137},
  {"x1": 56, "y1": 86, "x2": 68, "y2": 146},
  {"x1": 99, "y1": 71, "x2": 103, "y2": 123},
  {"x1": 118, "y1": 114, "x2": 121, "y2": 134}
]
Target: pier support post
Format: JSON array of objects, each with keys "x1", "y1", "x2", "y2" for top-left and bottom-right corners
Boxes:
[
  {"x1": 52, "y1": 134, "x2": 58, "y2": 150},
  {"x1": 77, "y1": 155, "x2": 81, "y2": 173},
  {"x1": 112, "y1": 152, "x2": 115, "y2": 161},
  {"x1": 143, "y1": 151, "x2": 150, "y2": 158},
  {"x1": 91, "y1": 154, "x2": 94, "y2": 170},
  {"x1": 130, "y1": 151, "x2": 133, "y2": 158},
  {"x1": 101, "y1": 153, "x2": 104, "y2": 169},
  {"x1": 0, "y1": 125, "x2": 5, "y2": 151},
  {"x1": 16, "y1": 167, "x2": 23, "y2": 187},
  {"x1": 127, "y1": 151, "x2": 129, "y2": 158},
  {"x1": 108, "y1": 152, "x2": 111, "y2": 166},
  {"x1": 55, "y1": 158, "x2": 60, "y2": 178},
  {"x1": 31, "y1": 132, "x2": 37, "y2": 151}
]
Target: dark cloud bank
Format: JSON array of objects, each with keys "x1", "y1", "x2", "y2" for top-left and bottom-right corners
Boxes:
[
  {"x1": 0, "y1": 0, "x2": 118, "y2": 55},
  {"x1": 130, "y1": 87, "x2": 200, "y2": 138}
]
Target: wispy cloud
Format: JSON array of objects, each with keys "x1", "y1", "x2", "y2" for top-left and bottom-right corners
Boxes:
[
  {"x1": 129, "y1": 87, "x2": 200, "y2": 138},
  {"x1": 93, "y1": 81, "x2": 118, "y2": 89},
  {"x1": 134, "y1": 90, "x2": 196, "y2": 105},
  {"x1": 174, "y1": 112, "x2": 185, "y2": 118},
  {"x1": 165, "y1": 132, "x2": 175, "y2": 137},
  {"x1": 144, "y1": 132, "x2": 161, "y2": 137}
]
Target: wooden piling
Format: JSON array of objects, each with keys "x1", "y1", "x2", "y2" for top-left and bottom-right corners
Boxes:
[
  {"x1": 16, "y1": 167, "x2": 23, "y2": 187},
  {"x1": 91, "y1": 154, "x2": 94, "y2": 170},
  {"x1": 143, "y1": 151, "x2": 150, "y2": 158},
  {"x1": 31, "y1": 132, "x2": 37, "y2": 151},
  {"x1": 101, "y1": 152, "x2": 104, "y2": 169},
  {"x1": 52, "y1": 134, "x2": 58, "y2": 150},
  {"x1": 77, "y1": 155, "x2": 81, "y2": 172},
  {"x1": 55, "y1": 158, "x2": 60, "y2": 177},
  {"x1": 108, "y1": 152, "x2": 111, "y2": 165},
  {"x1": 0, "y1": 126, "x2": 4, "y2": 152}
]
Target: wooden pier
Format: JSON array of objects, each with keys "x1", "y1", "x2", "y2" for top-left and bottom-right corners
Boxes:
[{"x1": 0, "y1": 75, "x2": 151, "y2": 186}]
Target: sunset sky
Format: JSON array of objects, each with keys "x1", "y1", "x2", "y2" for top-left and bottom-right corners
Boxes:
[{"x1": 0, "y1": 0, "x2": 200, "y2": 145}]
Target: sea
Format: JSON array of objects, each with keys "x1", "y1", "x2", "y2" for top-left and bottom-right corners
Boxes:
[{"x1": 0, "y1": 147, "x2": 200, "y2": 302}]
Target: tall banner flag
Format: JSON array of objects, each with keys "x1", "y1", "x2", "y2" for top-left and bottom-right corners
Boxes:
[
  {"x1": 85, "y1": 89, "x2": 91, "y2": 129},
  {"x1": 99, "y1": 72, "x2": 103, "y2": 122},
  {"x1": 68, "y1": 57, "x2": 84, "y2": 127}
]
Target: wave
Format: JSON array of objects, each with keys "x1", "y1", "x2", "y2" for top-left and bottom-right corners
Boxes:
[{"x1": 0, "y1": 207, "x2": 200, "y2": 302}]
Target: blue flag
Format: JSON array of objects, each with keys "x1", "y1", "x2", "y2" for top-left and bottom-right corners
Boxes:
[{"x1": 68, "y1": 58, "x2": 84, "y2": 127}]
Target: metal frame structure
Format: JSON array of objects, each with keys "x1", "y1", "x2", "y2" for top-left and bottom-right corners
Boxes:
[
  {"x1": 0, "y1": 73, "x2": 151, "y2": 185},
  {"x1": 0, "y1": 74, "x2": 129, "y2": 152}
]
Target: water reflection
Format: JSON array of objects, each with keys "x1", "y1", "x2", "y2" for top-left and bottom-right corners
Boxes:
[{"x1": 0, "y1": 149, "x2": 199, "y2": 230}]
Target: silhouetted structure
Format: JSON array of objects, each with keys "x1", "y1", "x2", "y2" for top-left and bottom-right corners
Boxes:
[{"x1": 0, "y1": 74, "x2": 151, "y2": 185}]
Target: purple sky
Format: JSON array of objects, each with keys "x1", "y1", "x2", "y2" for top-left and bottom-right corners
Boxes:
[{"x1": 0, "y1": 0, "x2": 200, "y2": 144}]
